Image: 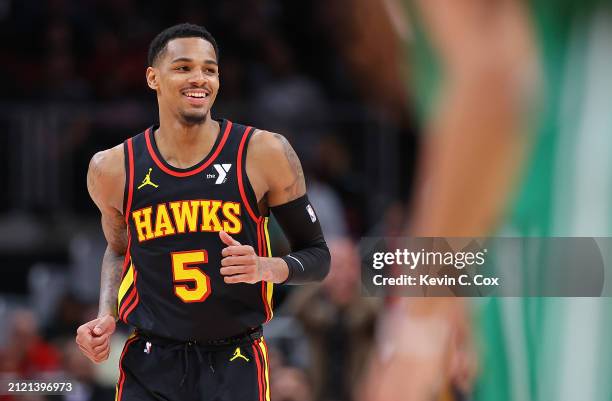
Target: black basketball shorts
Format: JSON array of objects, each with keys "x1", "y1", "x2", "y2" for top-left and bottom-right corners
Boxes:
[{"x1": 114, "y1": 331, "x2": 271, "y2": 401}]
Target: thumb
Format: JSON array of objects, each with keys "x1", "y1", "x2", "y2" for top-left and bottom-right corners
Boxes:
[
  {"x1": 219, "y1": 230, "x2": 241, "y2": 246},
  {"x1": 93, "y1": 315, "x2": 116, "y2": 336}
]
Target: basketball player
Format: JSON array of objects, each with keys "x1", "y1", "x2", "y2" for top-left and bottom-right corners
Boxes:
[{"x1": 75, "y1": 23, "x2": 330, "y2": 401}]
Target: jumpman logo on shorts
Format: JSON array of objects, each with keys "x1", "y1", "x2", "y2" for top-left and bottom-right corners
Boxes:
[
  {"x1": 137, "y1": 168, "x2": 159, "y2": 190},
  {"x1": 229, "y1": 347, "x2": 249, "y2": 362}
]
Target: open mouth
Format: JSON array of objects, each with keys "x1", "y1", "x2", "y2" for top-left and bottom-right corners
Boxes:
[{"x1": 182, "y1": 90, "x2": 210, "y2": 105}]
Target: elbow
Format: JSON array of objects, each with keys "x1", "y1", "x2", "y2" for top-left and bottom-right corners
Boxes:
[{"x1": 316, "y1": 243, "x2": 332, "y2": 282}]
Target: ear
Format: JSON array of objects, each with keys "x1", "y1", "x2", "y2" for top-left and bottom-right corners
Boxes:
[{"x1": 146, "y1": 66, "x2": 158, "y2": 91}]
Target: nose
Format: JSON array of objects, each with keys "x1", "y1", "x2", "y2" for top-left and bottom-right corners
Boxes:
[{"x1": 188, "y1": 69, "x2": 207, "y2": 86}]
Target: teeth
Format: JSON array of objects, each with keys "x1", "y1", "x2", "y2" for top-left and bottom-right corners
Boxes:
[{"x1": 185, "y1": 92, "x2": 208, "y2": 98}]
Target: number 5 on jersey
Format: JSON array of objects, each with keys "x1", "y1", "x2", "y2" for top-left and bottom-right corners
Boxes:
[{"x1": 171, "y1": 250, "x2": 211, "y2": 303}]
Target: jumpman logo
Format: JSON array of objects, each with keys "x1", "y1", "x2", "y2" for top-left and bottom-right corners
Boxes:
[
  {"x1": 137, "y1": 168, "x2": 159, "y2": 190},
  {"x1": 229, "y1": 347, "x2": 249, "y2": 362}
]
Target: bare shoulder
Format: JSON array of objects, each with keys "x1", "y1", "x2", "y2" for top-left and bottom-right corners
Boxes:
[
  {"x1": 88, "y1": 143, "x2": 125, "y2": 212},
  {"x1": 247, "y1": 129, "x2": 306, "y2": 206},
  {"x1": 247, "y1": 129, "x2": 288, "y2": 158},
  {"x1": 89, "y1": 143, "x2": 124, "y2": 177}
]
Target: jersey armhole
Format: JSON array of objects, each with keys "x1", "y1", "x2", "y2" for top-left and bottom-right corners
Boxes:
[
  {"x1": 237, "y1": 126, "x2": 274, "y2": 322},
  {"x1": 237, "y1": 126, "x2": 265, "y2": 223},
  {"x1": 122, "y1": 138, "x2": 135, "y2": 223}
]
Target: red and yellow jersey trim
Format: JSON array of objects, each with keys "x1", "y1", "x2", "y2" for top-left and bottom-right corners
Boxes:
[
  {"x1": 237, "y1": 126, "x2": 258, "y2": 223},
  {"x1": 115, "y1": 332, "x2": 139, "y2": 401},
  {"x1": 258, "y1": 217, "x2": 273, "y2": 322},
  {"x1": 119, "y1": 138, "x2": 137, "y2": 323},
  {"x1": 236, "y1": 125, "x2": 273, "y2": 322},
  {"x1": 252, "y1": 337, "x2": 271, "y2": 401},
  {"x1": 117, "y1": 260, "x2": 139, "y2": 323},
  {"x1": 123, "y1": 137, "x2": 135, "y2": 223}
]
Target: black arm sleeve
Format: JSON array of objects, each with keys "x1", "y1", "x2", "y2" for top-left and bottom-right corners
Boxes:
[{"x1": 270, "y1": 194, "x2": 331, "y2": 285}]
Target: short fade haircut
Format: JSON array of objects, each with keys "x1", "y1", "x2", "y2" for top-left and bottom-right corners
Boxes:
[{"x1": 147, "y1": 23, "x2": 219, "y2": 66}]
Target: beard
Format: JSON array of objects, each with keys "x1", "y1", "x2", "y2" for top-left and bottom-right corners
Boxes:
[{"x1": 179, "y1": 110, "x2": 208, "y2": 126}]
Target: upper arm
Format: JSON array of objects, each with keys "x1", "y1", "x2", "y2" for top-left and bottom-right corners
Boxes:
[
  {"x1": 87, "y1": 144, "x2": 127, "y2": 254},
  {"x1": 246, "y1": 130, "x2": 306, "y2": 208}
]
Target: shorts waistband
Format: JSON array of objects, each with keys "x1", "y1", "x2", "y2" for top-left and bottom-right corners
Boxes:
[{"x1": 135, "y1": 326, "x2": 263, "y2": 348}]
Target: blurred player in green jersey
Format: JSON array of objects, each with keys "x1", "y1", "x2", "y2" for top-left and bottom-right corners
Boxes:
[{"x1": 362, "y1": 0, "x2": 612, "y2": 400}]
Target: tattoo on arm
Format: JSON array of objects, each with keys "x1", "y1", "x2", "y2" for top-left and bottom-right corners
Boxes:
[
  {"x1": 98, "y1": 246, "x2": 125, "y2": 319},
  {"x1": 87, "y1": 149, "x2": 128, "y2": 319},
  {"x1": 273, "y1": 133, "x2": 306, "y2": 200},
  {"x1": 98, "y1": 211, "x2": 128, "y2": 319}
]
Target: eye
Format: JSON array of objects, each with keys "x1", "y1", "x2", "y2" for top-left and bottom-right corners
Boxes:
[{"x1": 175, "y1": 65, "x2": 189, "y2": 71}]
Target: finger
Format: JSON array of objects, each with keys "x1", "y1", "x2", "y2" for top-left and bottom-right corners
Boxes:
[
  {"x1": 220, "y1": 265, "x2": 254, "y2": 276},
  {"x1": 224, "y1": 274, "x2": 254, "y2": 284},
  {"x1": 89, "y1": 333, "x2": 110, "y2": 348},
  {"x1": 77, "y1": 334, "x2": 108, "y2": 357},
  {"x1": 78, "y1": 344, "x2": 96, "y2": 361},
  {"x1": 93, "y1": 345, "x2": 111, "y2": 362},
  {"x1": 93, "y1": 350, "x2": 110, "y2": 364},
  {"x1": 76, "y1": 331, "x2": 95, "y2": 352},
  {"x1": 76, "y1": 333, "x2": 92, "y2": 348},
  {"x1": 76, "y1": 319, "x2": 102, "y2": 350},
  {"x1": 92, "y1": 339, "x2": 110, "y2": 354},
  {"x1": 80, "y1": 319, "x2": 99, "y2": 331},
  {"x1": 78, "y1": 344, "x2": 92, "y2": 356},
  {"x1": 219, "y1": 230, "x2": 241, "y2": 246},
  {"x1": 221, "y1": 245, "x2": 255, "y2": 257},
  {"x1": 93, "y1": 315, "x2": 116, "y2": 336},
  {"x1": 221, "y1": 255, "x2": 256, "y2": 267},
  {"x1": 78, "y1": 342, "x2": 96, "y2": 357},
  {"x1": 76, "y1": 324, "x2": 94, "y2": 340}
]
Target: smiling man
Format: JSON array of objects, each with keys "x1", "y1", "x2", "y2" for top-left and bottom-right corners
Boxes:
[{"x1": 75, "y1": 23, "x2": 330, "y2": 401}]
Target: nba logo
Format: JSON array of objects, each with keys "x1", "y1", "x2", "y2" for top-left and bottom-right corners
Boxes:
[
  {"x1": 144, "y1": 341, "x2": 152, "y2": 354},
  {"x1": 306, "y1": 204, "x2": 317, "y2": 223}
]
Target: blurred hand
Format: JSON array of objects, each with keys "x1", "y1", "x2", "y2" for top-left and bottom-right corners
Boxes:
[
  {"x1": 75, "y1": 314, "x2": 116, "y2": 363},
  {"x1": 361, "y1": 299, "x2": 475, "y2": 401},
  {"x1": 271, "y1": 367, "x2": 312, "y2": 401}
]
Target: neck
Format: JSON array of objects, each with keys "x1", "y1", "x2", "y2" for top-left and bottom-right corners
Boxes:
[{"x1": 155, "y1": 110, "x2": 221, "y2": 169}]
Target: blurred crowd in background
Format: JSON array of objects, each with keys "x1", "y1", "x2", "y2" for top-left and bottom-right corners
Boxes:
[{"x1": 3, "y1": 0, "x2": 612, "y2": 400}]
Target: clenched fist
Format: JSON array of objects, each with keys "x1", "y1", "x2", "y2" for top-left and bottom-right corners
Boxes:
[{"x1": 75, "y1": 314, "x2": 116, "y2": 363}]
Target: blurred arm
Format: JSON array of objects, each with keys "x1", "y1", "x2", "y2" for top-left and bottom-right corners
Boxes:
[
  {"x1": 410, "y1": 0, "x2": 537, "y2": 235},
  {"x1": 365, "y1": 1, "x2": 538, "y2": 400},
  {"x1": 364, "y1": 298, "x2": 474, "y2": 401}
]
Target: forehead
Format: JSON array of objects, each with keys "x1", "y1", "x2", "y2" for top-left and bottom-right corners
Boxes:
[{"x1": 161, "y1": 37, "x2": 217, "y2": 63}]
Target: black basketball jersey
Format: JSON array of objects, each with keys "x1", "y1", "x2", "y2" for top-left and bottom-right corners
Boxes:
[{"x1": 117, "y1": 119, "x2": 274, "y2": 341}]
